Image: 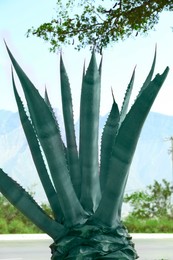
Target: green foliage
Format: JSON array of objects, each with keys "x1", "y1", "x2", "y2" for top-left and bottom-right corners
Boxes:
[
  {"x1": 0, "y1": 194, "x2": 42, "y2": 233},
  {"x1": 124, "y1": 179, "x2": 173, "y2": 233},
  {"x1": 27, "y1": 0, "x2": 173, "y2": 53},
  {"x1": 124, "y1": 216, "x2": 173, "y2": 233},
  {"x1": 124, "y1": 179, "x2": 173, "y2": 219},
  {"x1": 0, "y1": 45, "x2": 169, "y2": 258}
]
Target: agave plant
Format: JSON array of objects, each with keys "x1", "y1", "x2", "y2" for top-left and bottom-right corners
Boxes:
[{"x1": 0, "y1": 44, "x2": 169, "y2": 259}]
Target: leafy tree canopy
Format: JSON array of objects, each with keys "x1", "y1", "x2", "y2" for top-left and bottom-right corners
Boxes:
[{"x1": 27, "y1": 0, "x2": 173, "y2": 53}]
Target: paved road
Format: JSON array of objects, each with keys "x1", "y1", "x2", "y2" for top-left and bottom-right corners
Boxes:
[
  {"x1": 0, "y1": 239, "x2": 52, "y2": 260},
  {"x1": 133, "y1": 238, "x2": 173, "y2": 260},
  {"x1": 0, "y1": 237, "x2": 173, "y2": 260}
]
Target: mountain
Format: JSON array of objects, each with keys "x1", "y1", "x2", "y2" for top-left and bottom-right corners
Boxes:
[{"x1": 0, "y1": 110, "x2": 172, "y2": 206}]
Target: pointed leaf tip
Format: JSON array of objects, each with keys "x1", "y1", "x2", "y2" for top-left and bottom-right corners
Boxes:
[
  {"x1": 99, "y1": 55, "x2": 103, "y2": 76},
  {"x1": 111, "y1": 88, "x2": 116, "y2": 103},
  {"x1": 4, "y1": 39, "x2": 8, "y2": 47}
]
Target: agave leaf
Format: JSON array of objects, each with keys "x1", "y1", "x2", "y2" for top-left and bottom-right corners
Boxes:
[
  {"x1": 6, "y1": 44, "x2": 86, "y2": 227},
  {"x1": 44, "y1": 88, "x2": 68, "y2": 166},
  {"x1": 137, "y1": 46, "x2": 157, "y2": 98},
  {"x1": 0, "y1": 169, "x2": 66, "y2": 240},
  {"x1": 92, "y1": 67, "x2": 169, "y2": 227},
  {"x1": 100, "y1": 94, "x2": 120, "y2": 193},
  {"x1": 116, "y1": 49, "x2": 157, "y2": 216},
  {"x1": 44, "y1": 88, "x2": 61, "y2": 134},
  {"x1": 60, "y1": 55, "x2": 80, "y2": 198},
  {"x1": 44, "y1": 88, "x2": 65, "y2": 145},
  {"x1": 82, "y1": 60, "x2": 86, "y2": 78},
  {"x1": 44, "y1": 87, "x2": 50, "y2": 105},
  {"x1": 119, "y1": 67, "x2": 135, "y2": 124},
  {"x1": 79, "y1": 51, "x2": 101, "y2": 213},
  {"x1": 117, "y1": 47, "x2": 156, "y2": 217},
  {"x1": 12, "y1": 72, "x2": 64, "y2": 223},
  {"x1": 99, "y1": 55, "x2": 103, "y2": 77}
]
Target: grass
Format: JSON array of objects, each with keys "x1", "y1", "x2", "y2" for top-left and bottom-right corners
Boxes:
[
  {"x1": 123, "y1": 215, "x2": 173, "y2": 233},
  {"x1": 0, "y1": 217, "x2": 42, "y2": 234}
]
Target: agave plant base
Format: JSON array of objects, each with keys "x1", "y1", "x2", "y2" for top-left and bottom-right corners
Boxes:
[{"x1": 50, "y1": 222, "x2": 138, "y2": 259}]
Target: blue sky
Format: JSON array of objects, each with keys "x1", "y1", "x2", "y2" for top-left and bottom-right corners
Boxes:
[{"x1": 0, "y1": 0, "x2": 173, "y2": 121}]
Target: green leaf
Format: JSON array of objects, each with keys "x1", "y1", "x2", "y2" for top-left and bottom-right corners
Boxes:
[
  {"x1": 6, "y1": 44, "x2": 86, "y2": 227},
  {"x1": 98, "y1": 55, "x2": 103, "y2": 77},
  {"x1": 92, "y1": 66, "x2": 169, "y2": 227},
  {"x1": 117, "y1": 48, "x2": 156, "y2": 217},
  {"x1": 79, "y1": 51, "x2": 101, "y2": 213},
  {"x1": 119, "y1": 67, "x2": 135, "y2": 124},
  {"x1": 137, "y1": 46, "x2": 157, "y2": 98},
  {"x1": 100, "y1": 95, "x2": 120, "y2": 193},
  {"x1": 44, "y1": 87, "x2": 68, "y2": 166},
  {"x1": 44, "y1": 87, "x2": 50, "y2": 105},
  {"x1": 12, "y1": 72, "x2": 64, "y2": 223},
  {"x1": 44, "y1": 88, "x2": 63, "y2": 140},
  {"x1": 60, "y1": 55, "x2": 80, "y2": 198},
  {"x1": 0, "y1": 169, "x2": 66, "y2": 240}
]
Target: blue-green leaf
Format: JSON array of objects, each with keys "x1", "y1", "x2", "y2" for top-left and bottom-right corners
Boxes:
[
  {"x1": 119, "y1": 67, "x2": 135, "y2": 124},
  {"x1": 12, "y1": 72, "x2": 64, "y2": 223},
  {"x1": 92, "y1": 67, "x2": 169, "y2": 227},
  {"x1": 6, "y1": 44, "x2": 86, "y2": 227},
  {"x1": 79, "y1": 51, "x2": 101, "y2": 213},
  {"x1": 60, "y1": 55, "x2": 80, "y2": 198},
  {"x1": 100, "y1": 95, "x2": 120, "y2": 193},
  {"x1": 0, "y1": 169, "x2": 66, "y2": 240},
  {"x1": 137, "y1": 46, "x2": 157, "y2": 98}
]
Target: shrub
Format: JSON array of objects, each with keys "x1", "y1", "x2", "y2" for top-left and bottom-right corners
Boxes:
[{"x1": 124, "y1": 179, "x2": 173, "y2": 219}]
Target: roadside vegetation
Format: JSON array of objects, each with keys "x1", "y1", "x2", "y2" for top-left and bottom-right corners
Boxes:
[
  {"x1": 0, "y1": 195, "x2": 43, "y2": 233},
  {"x1": 0, "y1": 179, "x2": 172, "y2": 234},
  {"x1": 123, "y1": 179, "x2": 173, "y2": 233}
]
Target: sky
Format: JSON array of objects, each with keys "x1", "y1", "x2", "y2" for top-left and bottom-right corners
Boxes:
[{"x1": 0, "y1": 0, "x2": 173, "y2": 122}]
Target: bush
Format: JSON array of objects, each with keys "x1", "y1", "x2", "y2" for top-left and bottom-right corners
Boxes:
[
  {"x1": 0, "y1": 193, "x2": 59, "y2": 234},
  {"x1": 124, "y1": 179, "x2": 173, "y2": 219},
  {"x1": 0, "y1": 219, "x2": 8, "y2": 233},
  {"x1": 123, "y1": 179, "x2": 173, "y2": 233},
  {"x1": 0, "y1": 194, "x2": 43, "y2": 234}
]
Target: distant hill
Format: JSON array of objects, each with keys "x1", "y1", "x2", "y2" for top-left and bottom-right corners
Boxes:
[{"x1": 0, "y1": 110, "x2": 172, "y2": 205}]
